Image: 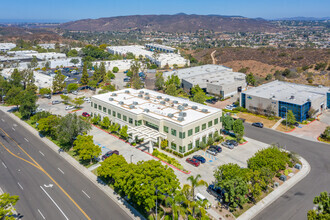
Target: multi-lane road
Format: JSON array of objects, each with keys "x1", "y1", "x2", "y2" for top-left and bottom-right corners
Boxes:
[
  {"x1": 245, "y1": 124, "x2": 330, "y2": 220},
  {"x1": 0, "y1": 110, "x2": 132, "y2": 220}
]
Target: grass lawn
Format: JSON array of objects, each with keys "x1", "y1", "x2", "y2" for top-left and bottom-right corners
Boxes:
[
  {"x1": 318, "y1": 137, "x2": 330, "y2": 144},
  {"x1": 276, "y1": 123, "x2": 295, "y2": 132},
  {"x1": 237, "y1": 112, "x2": 279, "y2": 128},
  {"x1": 67, "y1": 149, "x2": 99, "y2": 168},
  {"x1": 225, "y1": 135, "x2": 247, "y2": 144}
]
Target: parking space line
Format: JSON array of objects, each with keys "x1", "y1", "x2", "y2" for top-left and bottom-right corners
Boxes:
[
  {"x1": 38, "y1": 209, "x2": 46, "y2": 219},
  {"x1": 18, "y1": 182, "x2": 23, "y2": 190},
  {"x1": 1, "y1": 119, "x2": 4, "y2": 122},
  {"x1": 39, "y1": 151, "x2": 45, "y2": 156},
  {"x1": 58, "y1": 168, "x2": 64, "y2": 174},
  {"x1": 24, "y1": 138, "x2": 29, "y2": 142},
  {"x1": 12, "y1": 127, "x2": 15, "y2": 131},
  {"x1": 82, "y1": 190, "x2": 90, "y2": 199},
  {"x1": 2, "y1": 162, "x2": 7, "y2": 168}
]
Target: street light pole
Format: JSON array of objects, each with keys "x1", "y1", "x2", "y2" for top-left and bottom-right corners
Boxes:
[
  {"x1": 282, "y1": 106, "x2": 288, "y2": 131},
  {"x1": 130, "y1": 154, "x2": 133, "y2": 163}
]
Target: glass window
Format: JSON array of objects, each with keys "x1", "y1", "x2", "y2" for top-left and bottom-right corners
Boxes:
[
  {"x1": 179, "y1": 146, "x2": 185, "y2": 153},
  {"x1": 112, "y1": 111, "x2": 116, "y2": 117},
  {"x1": 103, "y1": 107, "x2": 106, "y2": 113},
  {"x1": 195, "y1": 126, "x2": 200, "y2": 133},
  {"x1": 135, "y1": 120, "x2": 142, "y2": 126},
  {"x1": 129, "y1": 118, "x2": 133, "y2": 124},
  {"x1": 202, "y1": 136, "x2": 206, "y2": 143},
  {"x1": 209, "y1": 133, "x2": 213, "y2": 138},
  {"x1": 188, "y1": 143, "x2": 193, "y2": 150},
  {"x1": 123, "y1": 115, "x2": 127, "y2": 121},
  {"x1": 208, "y1": 121, "x2": 212, "y2": 127},
  {"x1": 202, "y1": 123, "x2": 206, "y2": 130},
  {"x1": 171, "y1": 142, "x2": 177, "y2": 150},
  {"x1": 117, "y1": 113, "x2": 121, "y2": 119},
  {"x1": 214, "y1": 118, "x2": 218, "y2": 125},
  {"x1": 164, "y1": 126, "x2": 169, "y2": 133},
  {"x1": 94, "y1": 103, "x2": 97, "y2": 109},
  {"x1": 195, "y1": 139, "x2": 200, "y2": 148},
  {"x1": 188, "y1": 129, "x2": 193, "y2": 137},
  {"x1": 171, "y1": 129, "x2": 176, "y2": 136},
  {"x1": 108, "y1": 109, "x2": 111, "y2": 115},
  {"x1": 179, "y1": 132, "x2": 185, "y2": 139},
  {"x1": 98, "y1": 105, "x2": 101, "y2": 110}
]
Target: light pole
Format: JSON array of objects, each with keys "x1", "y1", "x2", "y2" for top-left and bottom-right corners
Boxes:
[
  {"x1": 281, "y1": 106, "x2": 288, "y2": 131},
  {"x1": 130, "y1": 154, "x2": 133, "y2": 163}
]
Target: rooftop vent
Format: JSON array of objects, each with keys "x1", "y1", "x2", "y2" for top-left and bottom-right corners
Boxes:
[
  {"x1": 178, "y1": 117, "x2": 184, "y2": 122},
  {"x1": 157, "y1": 96, "x2": 162, "y2": 99},
  {"x1": 173, "y1": 100, "x2": 178, "y2": 104},
  {"x1": 177, "y1": 105, "x2": 185, "y2": 111},
  {"x1": 111, "y1": 93, "x2": 117, "y2": 96},
  {"x1": 109, "y1": 98, "x2": 114, "y2": 101},
  {"x1": 160, "y1": 101, "x2": 166, "y2": 105},
  {"x1": 183, "y1": 103, "x2": 188, "y2": 107},
  {"x1": 125, "y1": 90, "x2": 130, "y2": 94},
  {"x1": 138, "y1": 94, "x2": 143, "y2": 98},
  {"x1": 133, "y1": 101, "x2": 138, "y2": 105},
  {"x1": 179, "y1": 112, "x2": 187, "y2": 117},
  {"x1": 145, "y1": 96, "x2": 150, "y2": 100},
  {"x1": 167, "y1": 113, "x2": 174, "y2": 118},
  {"x1": 139, "y1": 91, "x2": 144, "y2": 94},
  {"x1": 201, "y1": 109, "x2": 208, "y2": 113},
  {"x1": 192, "y1": 106, "x2": 198, "y2": 110},
  {"x1": 165, "y1": 98, "x2": 170, "y2": 101},
  {"x1": 144, "y1": 108, "x2": 150, "y2": 113},
  {"x1": 290, "y1": 95, "x2": 295, "y2": 100},
  {"x1": 119, "y1": 101, "x2": 124, "y2": 105},
  {"x1": 129, "y1": 105, "x2": 135, "y2": 109}
]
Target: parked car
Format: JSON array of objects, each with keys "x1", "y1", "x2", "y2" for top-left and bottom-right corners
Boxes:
[
  {"x1": 209, "y1": 145, "x2": 222, "y2": 153},
  {"x1": 226, "y1": 140, "x2": 238, "y2": 147},
  {"x1": 207, "y1": 184, "x2": 224, "y2": 199},
  {"x1": 194, "y1": 193, "x2": 211, "y2": 209},
  {"x1": 72, "y1": 91, "x2": 78, "y2": 95},
  {"x1": 82, "y1": 112, "x2": 90, "y2": 117},
  {"x1": 293, "y1": 122, "x2": 299, "y2": 127},
  {"x1": 83, "y1": 97, "x2": 90, "y2": 101},
  {"x1": 102, "y1": 150, "x2": 119, "y2": 161},
  {"x1": 193, "y1": 155, "x2": 206, "y2": 163},
  {"x1": 65, "y1": 105, "x2": 75, "y2": 110},
  {"x1": 206, "y1": 148, "x2": 218, "y2": 156},
  {"x1": 52, "y1": 100, "x2": 61, "y2": 105},
  {"x1": 43, "y1": 94, "x2": 51, "y2": 99},
  {"x1": 186, "y1": 158, "x2": 200, "y2": 167},
  {"x1": 36, "y1": 107, "x2": 45, "y2": 113},
  {"x1": 221, "y1": 142, "x2": 234, "y2": 149},
  {"x1": 252, "y1": 122, "x2": 264, "y2": 128},
  {"x1": 123, "y1": 77, "x2": 130, "y2": 82}
]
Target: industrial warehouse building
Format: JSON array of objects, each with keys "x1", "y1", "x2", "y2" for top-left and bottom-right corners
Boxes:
[
  {"x1": 145, "y1": 43, "x2": 175, "y2": 53},
  {"x1": 91, "y1": 89, "x2": 222, "y2": 153},
  {"x1": 163, "y1": 64, "x2": 247, "y2": 98},
  {"x1": 241, "y1": 80, "x2": 330, "y2": 122}
]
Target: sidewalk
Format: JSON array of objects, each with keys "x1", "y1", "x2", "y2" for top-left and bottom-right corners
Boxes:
[
  {"x1": 237, "y1": 156, "x2": 310, "y2": 220},
  {"x1": 1, "y1": 107, "x2": 144, "y2": 220},
  {"x1": 271, "y1": 118, "x2": 283, "y2": 130}
]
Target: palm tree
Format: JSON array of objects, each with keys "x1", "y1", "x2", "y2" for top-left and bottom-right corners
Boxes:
[
  {"x1": 165, "y1": 191, "x2": 186, "y2": 220},
  {"x1": 186, "y1": 174, "x2": 208, "y2": 200}
]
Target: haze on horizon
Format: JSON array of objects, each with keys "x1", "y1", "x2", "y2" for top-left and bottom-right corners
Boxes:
[{"x1": 0, "y1": 0, "x2": 329, "y2": 22}]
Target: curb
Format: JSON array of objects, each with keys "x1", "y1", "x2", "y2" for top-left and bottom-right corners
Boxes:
[
  {"x1": 284, "y1": 127, "x2": 296, "y2": 133},
  {"x1": 239, "y1": 141, "x2": 248, "y2": 146},
  {"x1": 317, "y1": 136, "x2": 330, "y2": 144},
  {"x1": 4, "y1": 111, "x2": 144, "y2": 220},
  {"x1": 237, "y1": 156, "x2": 310, "y2": 220}
]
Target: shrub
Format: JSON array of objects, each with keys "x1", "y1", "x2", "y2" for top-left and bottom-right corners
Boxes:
[
  {"x1": 284, "y1": 169, "x2": 289, "y2": 176},
  {"x1": 288, "y1": 161, "x2": 293, "y2": 168},
  {"x1": 276, "y1": 173, "x2": 281, "y2": 178}
]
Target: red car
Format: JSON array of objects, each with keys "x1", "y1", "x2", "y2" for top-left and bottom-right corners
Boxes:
[
  {"x1": 82, "y1": 112, "x2": 90, "y2": 117},
  {"x1": 102, "y1": 150, "x2": 119, "y2": 161},
  {"x1": 186, "y1": 158, "x2": 200, "y2": 167}
]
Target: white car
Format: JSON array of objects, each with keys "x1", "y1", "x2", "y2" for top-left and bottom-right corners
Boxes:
[
  {"x1": 195, "y1": 193, "x2": 211, "y2": 209},
  {"x1": 83, "y1": 97, "x2": 90, "y2": 101},
  {"x1": 72, "y1": 91, "x2": 78, "y2": 95},
  {"x1": 36, "y1": 108, "x2": 45, "y2": 113},
  {"x1": 65, "y1": 105, "x2": 75, "y2": 110}
]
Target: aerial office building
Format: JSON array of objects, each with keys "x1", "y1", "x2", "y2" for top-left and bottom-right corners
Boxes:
[
  {"x1": 163, "y1": 64, "x2": 246, "y2": 98},
  {"x1": 91, "y1": 89, "x2": 222, "y2": 153},
  {"x1": 241, "y1": 80, "x2": 330, "y2": 122},
  {"x1": 145, "y1": 43, "x2": 175, "y2": 53},
  {"x1": 0, "y1": 43, "x2": 16, "y2": 52}
]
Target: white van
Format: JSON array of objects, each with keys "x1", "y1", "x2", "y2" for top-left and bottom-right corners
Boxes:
[{"x1": 195, "y1": 193, "x2": 211, "y2": 209}]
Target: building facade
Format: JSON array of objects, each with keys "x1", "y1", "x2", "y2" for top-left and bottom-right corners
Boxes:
[
  {"x1": 91, "y1": 89, "x2": 222, "y2": 153},
  {"x1": 145, "y1": 43, "x2": 175, "y2": 53}
]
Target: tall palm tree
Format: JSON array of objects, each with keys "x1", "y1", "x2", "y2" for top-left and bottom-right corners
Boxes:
[{"x1": 186, "y1": 174, "x2": 208, "y2": 200}]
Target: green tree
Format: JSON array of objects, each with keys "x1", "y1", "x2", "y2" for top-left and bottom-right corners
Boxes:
[
  {"x1": 222, "y1": 177, "x2": 249, "y2": 208},
  {"x1": 67, "y1": 83, "x2": 79, "y2": 93},
  {"x1": 67, "y1": 49, "x2": 78, "y2": 57},
  {"x1": 28, "y1": 56, "x2": 38, "y2": 69},
  {"x1": 39, "y1": 88, "x2": 51, "y2": 96},
  {"x1": 81, "y1": 63, "x2": 89, "y2": 85},
  {"x1": 160, "y1": 139, "x2": 168, "y2": 149},
  {"x1": 88, "y1": 80, "x2": 98, "y2": 89},
  {"x1": 165, "y1": 75, "x2": 181, "y2": 88},
  {"x1": 100, "y1": 116, "x2": 110, "y2": 129},
  {"x1": 0, "y1": 193, "x2": 19, "y2": 220},
  {"x1": 10, "y1": 69, "x2": 23, "y2": 88},
  {"x1": 131, "y1": 74, "x2": 143, "y2": 89},
  {"x1": 185, "y1": 174, "x2": 208, "y2": 200},
  {"x1": 21, "y1": 69, "x2": 34, "y2": 90},
  {"x1": 307, "y1": 191, "x2": 330, "y2": 220},
  {"x1": 19, "y1": 90, "x2": 38, "y2": 119},
  {"x1": 52, "y1": 71, "x2": 66, "y2": 93},
  {"x1": 44, "y1": 61, "x2": 50, "y2": 70},
  {"x1": 246, "y1": 73, "x2": 256, "y2": 86},
  {"x1": 214, "y1": 163, "x2": 246, "y2": 183},
  {"x1": 320, "y1": 126, "x2": 330, "y2": 141},
  {"x1": 192, "y1": 90, "x2": 206, "y2": 104},
  {"x1": 233, "y1": 119, "x2": 244, "y2": 140},
  {"x1": 112, "y1": 66, "x2": 119, "y2": 73},
  {"x1": 38, "y1": 115, "x2": 60, "y2": 138},
  {"x1": 60, "y1": 94, "x2": 71, "y2": 104},
  {"x1": 6, "y1": 86, "x2": 22, "y2": 108},
  {"x1": 91, "y1": 115, "x2": 100, "y2": 125},
  {"x1": 99, "y1": 62, "x2": 106, "y2": 81},
  {"x1": 190, "y1": 85, "x2": 203, "y2": 96},
  {"x1": 119, "y1": 125, "x2": 128, "y2": 140},
  {"x1": 265, "y1": 74, "x2": 272, "y2": 81},
  {"x1": 155, "y1": 72, "x2": 165, "y2": 90},
  {"x1": 70, "y1": 58, "x2": 80, "y2": 65},
  {"x1": 71, "y1": 97, "x2": 84, "y2": 107},
  {"x1": 223, "y1": 116, "x2": 234, "y2": 131},
  {"x1": 73, "y1": 135, "x2": 101, "y2": 163},
  {"x1": 165, "y1": 83, "x2": 178, "y2": 96},
  {"x1": 109, "y1": 123, "x2": 120, "y2": 134},
  {"x1": 97, "y1": 154, "x2": 128, "y2": 182},
  {"x1": 286, "y1": 110, "x2": 296, "y2": 125}
]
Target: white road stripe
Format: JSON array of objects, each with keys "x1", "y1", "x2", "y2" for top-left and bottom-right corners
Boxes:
[
  {"x1": 38, "y1": 209, "x2": 46, "y2": 219},
  {"x1": 57, "y1": 168, "x2": 64, "y2": 174},
  {"x1": 40, "y1": 186, "x2": 69, "y2": 220},
  {"x1": 24, "y1": 138, "x2": 29, "y2": 142},
  {"x1": 2, "y1": 162, "x2": 7, "y2": 168},
  {"x1": 18, "y1": 182, "x2": 23, "y2": 190},
  {"x1": 39, "y1": 151, "x2": 45, "y2": 156},
  {"x1": 1, "y1": 119, "x2": 4, "y2": 122},
  {"x1": 12, "y1": 127, "x2": 15, "y2": 131},
  {"x1": 82, "y1": 190, "x2": 90, "y2": 199}
]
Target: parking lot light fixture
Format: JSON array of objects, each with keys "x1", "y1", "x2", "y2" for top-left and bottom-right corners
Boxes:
[{"x1": 130, "y1": 154, "x2": 133, "y2": 163}]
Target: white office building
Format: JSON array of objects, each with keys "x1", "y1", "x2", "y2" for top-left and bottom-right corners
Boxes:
[
  {"x1": 107, "y1": 45, "x2": 153, "y2": 58},
  {"x1": 146, "y1": 53, "x2": 189, "y2": 68},
  {"x1": 145, "y1": 43, "x2": 175, "y2": 53},
  {"x1": 92, "y1": 60, "x2": 135, "y2": 72},
  {"x1": 0, "y1": 43, "x2": 16, "y2": 52}
]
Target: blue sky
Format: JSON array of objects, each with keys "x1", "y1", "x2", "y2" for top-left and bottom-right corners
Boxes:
[{"x1": 1, "y1": 0, "x2": 329, "y2": 22}]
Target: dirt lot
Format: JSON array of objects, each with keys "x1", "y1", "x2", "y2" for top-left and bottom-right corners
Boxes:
[{"x1": 236, "y1": 112, "x2": 279, "y2": 128}]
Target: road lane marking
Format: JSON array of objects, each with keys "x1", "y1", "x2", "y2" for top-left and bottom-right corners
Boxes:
[
  {"x1": 40, "y1": 186, "x2": 69, "y2": 220},
  {"x1": 18, "y1": 182, "x2": 23, "y2": 190},
  {"x1": 58, "y1": 168, "x2": 64, "y2": 174},
  {"x1": 24, "y1": 138, "x2": 29, "y2": 142},
  {"x1": 82, "y1": 190, "x2": 90, "y2": 199},
  {"x1": 38, "y1": 209, "x2": 46, "y2": 219},
  {"x1": 1, "y1": 119, "x2": 4, "y2": 122},
  {"x1": 39, "y1": 151, "x2": 45, "y2": 156},
  {"x1": 2, "y1": 162, "x2": 7, "y2": 168},
  {"x1": 12, "y1": 127, "x2": 15, "y2": 131}
]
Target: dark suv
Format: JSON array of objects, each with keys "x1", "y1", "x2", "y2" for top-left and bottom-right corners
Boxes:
[
  {"x1": 207, "y1": 184, "x2": 224, "y2": 199},
  {"x1": 226, "y1": 140, "x2": 238, "y2": 147},
  {"x1": 102, "y1": 150, "x2": 119, "y2": 161},
  {"x1": 209, "y1": 145, "x2": 222, "y2": 153}
]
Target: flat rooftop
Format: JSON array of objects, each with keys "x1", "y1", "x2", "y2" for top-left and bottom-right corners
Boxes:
[
  {"x1": 92, "y1": 89, "x2": 221, "y2": 125},
  {"x1": 244, "y1": 80, "x2": 330, "y2": 105},
  {"x1": 145, "y1": 43, "x2": 175, "y2": 51}
]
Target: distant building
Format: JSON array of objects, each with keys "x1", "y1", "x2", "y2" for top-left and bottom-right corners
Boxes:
[
  {"x1": 38, "y1": 44, "x2": 55, "y2": 50},
  {"x1": 164, "y1": 64, "x2": 246, "y2": 98},
  {"x1": 145, "y1": 43, "x2": 175, "y2": 53},
  {"x1": 0, "y1": 43, "x2": 16, "y2": 52},
  {"x1": 91, "y1": 89, "x2": 222, "y2": 153},
  {"x1": 146, "y1": 53, "x2": 189, "y2": 68},
  {"x1": 241, "y1": 80, "x2": 330, "y2": 122},
  {"x1": 107, "y1": 45, "x2": 152, "y2": 57},
  {"x1": 92, "y1": 60, "x2": 135, "y2": 72}
]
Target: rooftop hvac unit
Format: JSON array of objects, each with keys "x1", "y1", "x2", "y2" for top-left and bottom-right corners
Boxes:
[
  {"x1": 139, "y1": 91, "x2": 144, "y2": 94},
  {"x1": 160, "y1": 101, "x2": 166, "y2": 105},
  {"x1": 179, "y1": 112, "x2": 187, "y2": 117},
  {"x1": 133, "y1": 101, "x2": 138, "y2": 105},
  {"x1": 192, "y1": 106, "x2": 198, "y2": 110},
  {"x1": 165, "y1": 98, "x2": 170, "y2": 101},
  {"x1": 201, "y1": 109, "x2": 208, "y2": 113},
  {"x1": 119, "y1": 101, "x2": 124, "y2": 105},
  {"x1": 177, "y1": 105, "x2": 185, "y2": 110},
  {"x1": 144, "y1": 108, "x2": 150, "y2": 113},
  {"x1": 125, "y1": 90, "x2": 130, "y2": 94},
  {"x1": 167, "y1": 113, "x2": 174, "y2": 118},
  {"x1": 109, "y1": 98, "x2": 114, "y2": 101},
  {"x1": 111, "y1": 93, "x2": 117, "y2": 96},
  {"x1": 157, "y1": 96, "x2": 162, "y2": 99},
  {"x1": 129, "y1": 105, "x2": 135, "y2": 109},
  {"x1": 173, "y1": 100, "x2": 178, "y2": 104},
  {"x1": 145, "y1": 92, "x2": 149, "y2": 95},
  {"x1": 290, "y1": 95, "x2": 295, "y2": 100},
  {"x1": 145, "y1": 96, "x2": 150, "y2": 100},
  {"x1": 138, "y1": 94, "x2": 143, "y2": 98},
  {"x1": 183, "y1": 103, "x2": 188, "y2": 107},
  {"x1": 178, "y1": 117, "x2": 184, "y2": 121}
]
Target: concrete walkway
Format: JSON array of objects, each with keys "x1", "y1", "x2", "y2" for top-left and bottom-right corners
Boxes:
[
  {"x1": 237, "y1": 156, "x2": 310, "y2": 220},
  {"x1": 271, "y1": 118, "x2": 283, "y2": 130}
]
